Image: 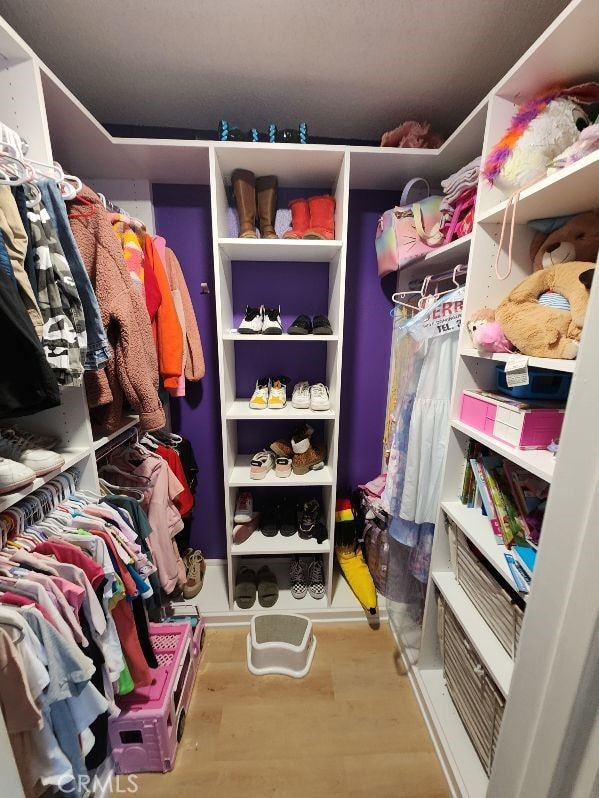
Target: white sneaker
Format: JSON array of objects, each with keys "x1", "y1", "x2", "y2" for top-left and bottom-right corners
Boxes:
[
  {"x1": 234, "y1": 491, "x2": 253, "y2": 524},
  {"x1": 268, "y1": 376, "x2": 288, "y2": 409},
  {"x1": 249, "y1": 378, "x2": 270, "y2": 409},
  {"x1": 262, "y1": 306, "x2": 282, "y2": 335},
  {"x1": 0, "y1": 430, "x2": 64, "y2": 477},
  {"x1": 238, "y1": 305, "x2": 264, "y2": 334},
  {"x1": 310, "y1": 383, "x2": 330, "y2": 411},
  {"x1": 291, "y1": 381, "x2": 310, "y2": 409},
  {"x1": 290, "y1": 556, "x2": 307, "y2": 599},
  {"x1": 0, "y1": 457, "x2": 36, "y2": 494}
]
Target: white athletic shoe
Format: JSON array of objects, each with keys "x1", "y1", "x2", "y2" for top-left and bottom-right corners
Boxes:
[
  {"x1": 0, "y1": 429, "x2": 64, "y2": 477},
  {"x1": 249, "y1": 378, "x2": 270, "y2": 409},
  {"x1": 291, "y1": 381, "x2": 310, "y2": 409},
  {"x1": 238, "y1": 305, "x2": 264, "y2": 334},
  {"x1": 262, "y1": 306, "x2": 282, "y2": 335},
  {"x1": 310, "y1": 383, "x2": 330, "y2": 411},
  {"x1": 0, "y1": 457, "x2": 36, "y2": 494}
]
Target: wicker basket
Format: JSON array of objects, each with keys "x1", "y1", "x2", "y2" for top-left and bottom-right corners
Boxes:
[
  {"x1": 444, "y1": 513, "x2": 525, "y2": 658},
  {"x1": 438, "y1": 596, "x2": 505, "y2": 775}
]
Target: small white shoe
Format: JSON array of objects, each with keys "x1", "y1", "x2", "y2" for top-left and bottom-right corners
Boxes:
[
  {"x1": 291, "y1": 381, "x2": 310, "y2": 409},
  {"x1": 310, "y1": 383, "x2": 330, "y2": 411},
  {"x1": 249, "y1": 378, "x2": 270, "y2": 409},
  {"x1": 238, "y1": 305, "x2": 264, "y2": 334},
  {"x1": 0, "y1": 457, "x2": 36, "y2": 494},
  {"x1": 0, "y1": 429, "x2": 64, "y2": 477}
]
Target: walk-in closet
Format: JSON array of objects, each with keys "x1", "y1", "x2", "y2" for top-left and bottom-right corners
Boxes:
[{"x1": 0, "y1": 1, "x2": 597, "y2": 796}]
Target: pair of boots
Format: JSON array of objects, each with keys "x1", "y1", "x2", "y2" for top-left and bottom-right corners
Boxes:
[
  {"x1": 284, "y1": 195, "x2": 336, "y2": 240},
  {"x1": 231, "y1": 169, "x2": 278, "y2": 239}
]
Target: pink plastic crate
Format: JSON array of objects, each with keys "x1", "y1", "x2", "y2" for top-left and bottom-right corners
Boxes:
[
  {"x1": 460, "y1": 390, "x2": 565, "y2": 450},
  {"x1": 109, "y1": 619, "x2": 206, "y2": 774}
]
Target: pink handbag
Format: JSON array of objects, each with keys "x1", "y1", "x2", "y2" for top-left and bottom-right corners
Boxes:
[{"x1": 375, "y1": 178, "x2": 444, "y2": 277}]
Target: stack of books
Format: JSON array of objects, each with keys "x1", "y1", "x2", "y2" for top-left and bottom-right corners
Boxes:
[{"x1": 460, "y1": 440, "x2": 548, "y2": 588}]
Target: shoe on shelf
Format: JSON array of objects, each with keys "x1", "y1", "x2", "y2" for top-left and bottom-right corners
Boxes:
[
  {"x1": 182, "y1": 550, "x2": 206, "y2": 599},
  {"x1": 312, "y1": 314, "x2": 333, "y2": 335},
  {"x1": 304, "y1": 195, "x2": 336, "y2": 240},
  {"x1": 260, "y1": 503, "x2": 280, "y2": 537},
  {"x1": 290, "y1": 555, "x2": 308, "y2": 599},
  {"x1": 0, "y1": 429, "x2": 64, "y2": 477},
  {"x1": 287, "y1": 314, "x2": 312, "y2": 335},
  {"x1": 283, "y1": 198, "x2": 310, "y2": 240},
  {"x1": 291, "y1": 424, "x2": 314, "y2": 454},
  {"x1": 299, "y1": 499, "x2": 321, "y2": 538},
  {"x1": 233, "y1": 512, "x2": 260, "y2": 544},
  {"x1": 310, "y1": 383, "x2": 330, "y2": 411},
  {"x1": 234, "y1": 490, "x2": 253, "y2": 523},
  {"x1": 256, "y1": 565, "x2": 279, "y2": 607},
  {"x1": 239, "y1": 305, "x2": 264, "y2": 334},
  {"x1": 268, "y1": 375, "x2": 289, "y2": 409},
  {"x1": 231, "y1": 168, "x2": 258, "y2": 239},
  {"x1": 292, "y1": 439, "x2": 326, "y2": 475},
  {"x1": 249, "y1": 449, "x2": 275, "y2": 480},
  {"x1": 0, "y1": 457, "x2": 36, "y2": 495},
  {"x1": 256, "y1": 175, "x2": 278, "y2": 240},
  {"x1": 235, "y1": 566, "x2": 257, "y2": 609},
  {"x1": 0, "y1": 426, "x2": 59, "y2": 450},
  {"x1": 307, "y1": 555, "x2": 326, "y2": 599},
  {"x1": 275, "y1": 456, "x2": 292, "y2": 478},
  {"x1": 279, "y1": 497, "x2": 298, "y2": 536},
  {"x1": 262, "y1": 306, "x2": 283, "y2": 335},
  {"x1": 291, "y1": 381, "x2": 310, "y2": 409},
  {"x1": 249, "y1": 377, "x2": 270, "y2": 409},
  {"x1": 270, "y1": 438, "x2": 293, "y2": 458}
]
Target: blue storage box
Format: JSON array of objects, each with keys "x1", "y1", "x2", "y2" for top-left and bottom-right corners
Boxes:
[{"x1": 496, "y1": 366, "x2": 571, "y2": 401}]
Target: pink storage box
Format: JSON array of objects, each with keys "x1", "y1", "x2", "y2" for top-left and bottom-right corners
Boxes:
[
  {"x1": 109, "y1": 619, "x2": 206, "y2": 774},
  {"x1": 460, "y1": 390, "x2": 565, "y2": 450}
]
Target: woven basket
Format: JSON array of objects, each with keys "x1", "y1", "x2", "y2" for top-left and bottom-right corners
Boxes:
[
  {"x1": 444, "y1": 514, "x2": 525, "y2": 658},
  {"x1": 438, "y1": 596, "x2": 505, "y2": 775}
]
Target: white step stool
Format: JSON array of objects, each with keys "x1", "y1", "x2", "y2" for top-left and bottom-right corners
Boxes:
[{"x1": 247, "y1": 613, "x2": 316, "y2": 678}]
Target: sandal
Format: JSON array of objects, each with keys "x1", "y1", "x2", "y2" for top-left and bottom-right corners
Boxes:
[
  {"x1": 275, "y1": 456, "x2": 292, "y2": 477},
  {"x1": 250, "y1": 449, "x2": 275, "y2": 480},
  {"x1": 235, "y1": 566, "x2": 257, "y2": 608},
  {"x1": 256, "y1": 565, "x2": 279, "y2": 608},
  {"x1": 233, "y1": 512, "x2": 260, "y2": 544}
]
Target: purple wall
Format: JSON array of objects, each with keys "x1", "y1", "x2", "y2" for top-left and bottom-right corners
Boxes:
[{"x1": 153, "y1": 184, "x2": 397, "y2": 557}]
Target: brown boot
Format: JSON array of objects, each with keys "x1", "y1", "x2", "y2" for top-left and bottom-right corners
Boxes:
[
  {"x1": 256, "y1": 175, "x2": 278, "y2": 239},
  {"x1": 232, "y1": 168, "x2": 257, "y2": 238}
]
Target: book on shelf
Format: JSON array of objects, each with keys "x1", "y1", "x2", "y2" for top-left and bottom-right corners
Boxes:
[{"x1": 512, "y1": 544, "x2": 537, "y2": 578}]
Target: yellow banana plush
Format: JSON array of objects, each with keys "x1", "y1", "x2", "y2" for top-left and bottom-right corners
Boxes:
[{"x1": 335, "y1": 544, "x2": 378, "y2": 615}]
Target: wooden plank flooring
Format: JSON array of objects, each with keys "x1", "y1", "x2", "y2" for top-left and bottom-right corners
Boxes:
[{"x1": 123, "y1": 623, "x2": 449, "y2": 798}]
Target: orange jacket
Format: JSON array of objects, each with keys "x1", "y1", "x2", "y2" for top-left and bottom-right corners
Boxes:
[{"x1": 141, "y1": 234, "x2": 184, "y2": 388}]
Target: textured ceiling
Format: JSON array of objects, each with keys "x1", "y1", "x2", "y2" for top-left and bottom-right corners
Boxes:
[{"x1": 0, "y1": 0, "x2": 571, "y2": 141}]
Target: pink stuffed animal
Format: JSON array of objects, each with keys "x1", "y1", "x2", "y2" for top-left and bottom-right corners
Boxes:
[{"x1": 467, "y1": 308, "x2": 514, "y2": 354}]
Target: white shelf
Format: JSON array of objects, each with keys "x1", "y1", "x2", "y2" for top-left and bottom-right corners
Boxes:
[
  {"x1": 0, "y1": 448, "x2": 91, "y2": 512},
  {"x1": 461, "y1": 348, "x2": 576, "y2": 374},
  {"x1": 413, "y1": 667, "x2": 489, "y2": 798},
  {"x1": 226, "y1": 399, "x2": 335, "y2": 420},
  {"x1": 232, "y1": 555, "x2": 330, "y2": 612},
  {"x1": 231, "y1": 533, "x2": 331, "y2": 556},
  {"x1": 441, "y1": 501, "x2": 526, "y2": 595},
  {"x1": 229, "y1": 455, "x2": 334, "y2": 486},
  {"x1": 218, "y1": 238, "x2": 341, "y2": 262},
  {"x1": 477, "y1": 150, "x2": 599, "y2": 225},
  {"x1": 92, "y1": 415, "x2": 139, "y2": 450},
  {"x1": 424, "y1": 233, "x2": 473, "y2": 264},
  {"x1": 451, "y1": 418, "x2": 555, "y2": 483},
  {"x1": 223, "y1": 331, "x2": 339, "y2": 342},
  {"x1": 432, "y1": 570, "x2": 513, "y2": 697}
]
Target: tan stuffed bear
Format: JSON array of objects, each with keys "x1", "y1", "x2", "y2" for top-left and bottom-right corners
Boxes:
[
  {"x1": 531, "y1": 209, "x2": 599, "y2": 271},
  {"x1": 495, "y1": 261, "x2": 595, "y2": 359}
]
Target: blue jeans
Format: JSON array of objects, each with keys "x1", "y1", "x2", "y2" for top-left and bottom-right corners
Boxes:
[{"x1": 38, "y1": 179, "x2": 110, "y2": 370}]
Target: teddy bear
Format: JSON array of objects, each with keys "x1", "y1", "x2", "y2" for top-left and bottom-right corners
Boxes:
[
  {"x1": 529, "y1": 209, "x2": 599, "y2": 271},
  {"x1": 495, "y1": 261, "x2": 595, "y2": 359},
  {"x1": 467, "y1": 308, "x2": 514, "y2": 353}
]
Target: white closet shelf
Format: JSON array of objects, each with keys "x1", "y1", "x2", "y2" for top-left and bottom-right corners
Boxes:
[
  {"x1": 451, "y1": 419, "x2": 555, "y2": 483},
  {"x1": 226, "y1": 400, "x2": 335, "y2": 420},
  {"x1": 218, "y1": 238, "x2": 342, "y2": 262},
  {"x1": 0, "y1": 448, "x2": 90, "y2": 513},
  {"x1": 229, "y1": 455, "x2": 334, "y2": 487},
  {"x1": 441, "y1": 501, "x2": 526, "y2": 596},
  {"x1": 231, "y1": 534, "x2": 331, "y2": 556},
  {"x1": 412, "y1": 667, "x2": 489, "y2": 797},
  {"x1": 423, "y1": 233, "x2": 473, "y2": 265},
  {"x1": 223, "y1": 332, "x2": 339, "y2": 342},
  {"x1": 477, "y1": 149, "x2": 599, "y2": 224},
  {"x1": 432, "y1": 570, "x2": 513, "y2": 697},
  {"x1": 92, "y1": 415, "x2": 140, "y2": 450},
  {"x1": 461, "y1": 349, "x2": 576, "y2": 374}
]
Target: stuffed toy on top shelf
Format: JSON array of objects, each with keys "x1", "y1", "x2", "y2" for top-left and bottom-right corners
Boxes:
[{"x1": 483, "y1": 83, "x2": 599, "y2": 194}]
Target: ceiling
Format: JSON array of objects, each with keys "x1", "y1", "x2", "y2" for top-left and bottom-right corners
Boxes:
[{"x1": 0, "y1": 0, "x2": 572, "y2": 142}]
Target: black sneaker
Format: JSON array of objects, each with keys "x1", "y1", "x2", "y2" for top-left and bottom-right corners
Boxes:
[
  {"x1": 279, "y1": 497, "x2": 298, "y2": 537},
  {"x1": 287, "y1": 314, "x2": 312, "y2": 335},
  {"x1": 298, "y1": 499, "x2": 320, "y2": 539},
  {"x1": 238, "y1": 305, "x2": 264, "y2": 334},
  {"x1": 260, "y1": 504, "x2": 279, "y2": 537},
  {"x1": 262, "y1": 306, "x2": 282, "y2": 335},
  {"x1": 312, "y1": 314, "x2": 333, "y2": 335}
]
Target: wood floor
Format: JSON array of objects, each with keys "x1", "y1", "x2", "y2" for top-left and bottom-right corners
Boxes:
[{"x1": 125, "y1": 623, "x2": 450, "y2": 798}]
